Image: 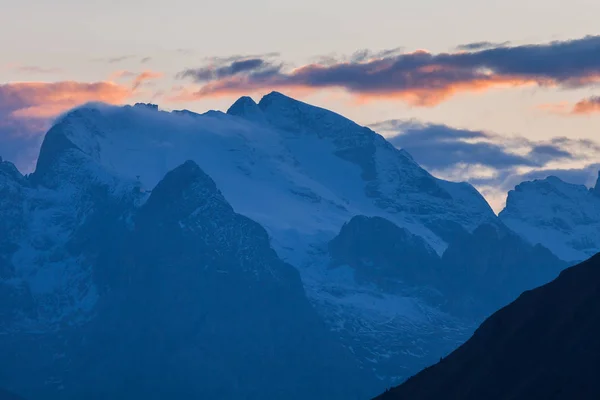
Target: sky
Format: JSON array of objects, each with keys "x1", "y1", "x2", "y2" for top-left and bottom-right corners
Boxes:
[{"x1": 1, "y1": 0, "x2": 599, "y2": 212}]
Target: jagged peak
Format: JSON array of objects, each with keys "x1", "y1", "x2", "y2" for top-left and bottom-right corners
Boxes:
[
  {"x1": 512, "y1": 174, "x2": 588, "y2": 194},
  {"x1": 257, "y1": 91, "x2": 295, "y2": 107},
  {"x1": 133, "y1": 103, "x2": 159, "y2": 111},
  {"x1": 0, "y1": 157, "x2": 24, "y2": 182},
  {"x1": 136, "y1": 160, "x2": 242, "y2": 233},
  {"x1": 144, "y1": 160, "x2": 226, "y2": 211},
  {"x1": 226, "y1": 96, "x2": 265, "y2": 122},
  {"x1": 172, "y1": 109, "x2": 201, "y2": 118}
]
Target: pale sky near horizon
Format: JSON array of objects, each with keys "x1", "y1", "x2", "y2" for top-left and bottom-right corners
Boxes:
[{"x1": 1, "y1": 0, "x2": 600, "y2": 212}]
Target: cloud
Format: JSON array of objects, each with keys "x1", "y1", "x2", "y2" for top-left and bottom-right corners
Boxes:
[
  {"x1": 1, "y1": 81, "x2": 132, "y2": 119},
  {"x1": 0, "y1": 81, "x2": 134, "y2": 171},
  {"x1": 202, "y1": 52, "x2": 281, "y2": 65},
  {"x1": 455, "y1": 41, "x2": 511, "y2": 51},
  {"x1": 107, "y1": 55, "x2": 136, "y2": 63},
  {"x1": 573, "y1": 96, "x2": 600, "y2": 114},
  {"x1": 175, "y1": 35, "x2": 600, "y2": 106},
  {"x1": 93, "y1": 55, "x2": 153, "y2": 64},
  {"x1": 539, "y1": 95, "x2": 600, "y2": 115},
  {"x1": 131, "y1": 71, "x2": 163, "y2": 90},
  {"x1": 372, "y1": 120, "x2": 576, "y2": 171},
  {"x1": 177, "y1": 58, "x2": 280, "y2": 83},
  {"x1": 108, "y1": 70, "x2": 164, "y2": 90},
  {"x1": 13, "y1": 65, "x2": 62, "y2": 74},
  {"x1": 370, "y1": 119, "x2": 600, "y2": 211}
]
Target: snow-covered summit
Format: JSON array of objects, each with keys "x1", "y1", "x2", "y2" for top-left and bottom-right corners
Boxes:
[
  {"x1": 500, "y1": 174, "x2": 600, "y2": 262},
  {"x1": 37, "y1": 92, "x2": 496, "y2": 256}
]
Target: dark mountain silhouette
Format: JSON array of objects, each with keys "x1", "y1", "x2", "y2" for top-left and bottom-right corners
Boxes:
[{"x1": 375, "y1": 252, "x2": 600, "y2": 400}]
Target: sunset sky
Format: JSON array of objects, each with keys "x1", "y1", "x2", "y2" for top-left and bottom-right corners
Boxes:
[{"x1": 2, "y1": 0, "x2": 599, "y2": 211}]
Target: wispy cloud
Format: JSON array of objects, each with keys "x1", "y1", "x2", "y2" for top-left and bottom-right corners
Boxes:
[
  {"x1": 174, "y1": 35, "x2": 600, "y2": 106},
  {"x1": 108, "y1": 70, "x2": 164, "y2": 90},
  {"x1": 455, "y1": 41, "x2": 511, "y2": 51},
  {"x1": 131, "y1": 71, "x2": 163, "y2": 90},
  {"x1": 93, "y1": 55, "x2": 153, "y2": 64},
  {"x1": 12, "y1": 65, "x2": 63, "y2": 74},
  {"x1": 107, "y1": 55, "x2": 136, "y2": 63}
]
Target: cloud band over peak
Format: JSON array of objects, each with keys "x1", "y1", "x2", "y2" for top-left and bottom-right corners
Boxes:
[{"x1": 175, "y1": 35, "x2": 600, "y2": 106}]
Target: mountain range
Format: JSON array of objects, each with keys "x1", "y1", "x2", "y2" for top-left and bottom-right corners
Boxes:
[{"x1": 0, "y1": 92, "x2": 595, "y2": 399}]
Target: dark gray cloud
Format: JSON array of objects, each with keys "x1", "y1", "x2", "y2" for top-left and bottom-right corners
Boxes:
[
  {"x1": 107, "y1": 55, "x2": 136, "y2": 63},
  {"x1": 527, "y1": 144, "x2": 574, "y2": 164},
  {"x1": 177, "y1": 35, "x2": 600, "y2": 105},
  {"x1": 178, "y1": 58, "x2": 281, "y2": 82},
  {"x1": 202, "y1": 52, "x2": 281, "y2": 66},
  {"x1": 455, "y1": 41, "x2": 511, "y2": 51},
  {"x1": 370, "y1": 119, "x2": 599, "y2": 196},
  {"x1": 92, "y1": 55, "x2": 152, "y2": 64},
  {"x1": 372, "y1": 120, "x2": 577, "y2": 171}
]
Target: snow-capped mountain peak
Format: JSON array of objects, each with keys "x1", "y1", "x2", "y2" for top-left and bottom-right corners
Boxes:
[
  {"x1": 30, "y1": 95, "x2": 497, "y2": 258},
  {"x1": 500, "y1": 174, "x2": 600, "y2": 262}
]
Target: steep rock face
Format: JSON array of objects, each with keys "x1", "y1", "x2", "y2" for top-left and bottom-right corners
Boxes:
[
  {"x1": 0, "y1": 160, "x2": 32, "y2": 330},
  {"x1": 440, "y1": 224, "x2": 566, "y2": 318},
  {"x1": 500, "y1": 175, "x2": 600, "y2": 262},
  {"x1": 322, "y1": 216, "x2": 468, "y2": 383},
  {"x1": 375, "y1": 252, "x2": 600, "y2": 400},
  {"x1": 319, "y1": 216, "x2": 565, "y2": 382},
  {"x1": 0, "y1": 136, "x2": 372, "y2": 399},
  {"x1": 329, "y1": 216, "x2": 442, "y2": 289}
]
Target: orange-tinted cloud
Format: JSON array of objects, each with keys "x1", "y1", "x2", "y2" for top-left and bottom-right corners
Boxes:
[
  {"x1": 174, "y1": 35, "x2": 600, "y2": 106},
  {"x1": 109, "y1": 70, "x2": 164, "y2": 90},
  {"x1": 1, "y1": 81, "x2": 133, "y2": 121},
  {"x1": 132, "y1": 70, "x2": 163, "y2": 90},
  {"x1": 538, "y1": 96, "x2": 600, "y2": 116},
  {"x1": 573, "y1": 96, "x2": 600, "y2": 114}
]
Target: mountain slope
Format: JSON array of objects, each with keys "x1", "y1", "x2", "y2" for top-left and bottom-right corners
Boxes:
[
  {"x1": 1, "y1": 137, "x2": 372, "y2": 399},
  {"x1": 375, "y1": 252, "x2": 600, "y2": 400},
  {"x1": 500, "y1": 174, "x2": 600, "y2": 262}
]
